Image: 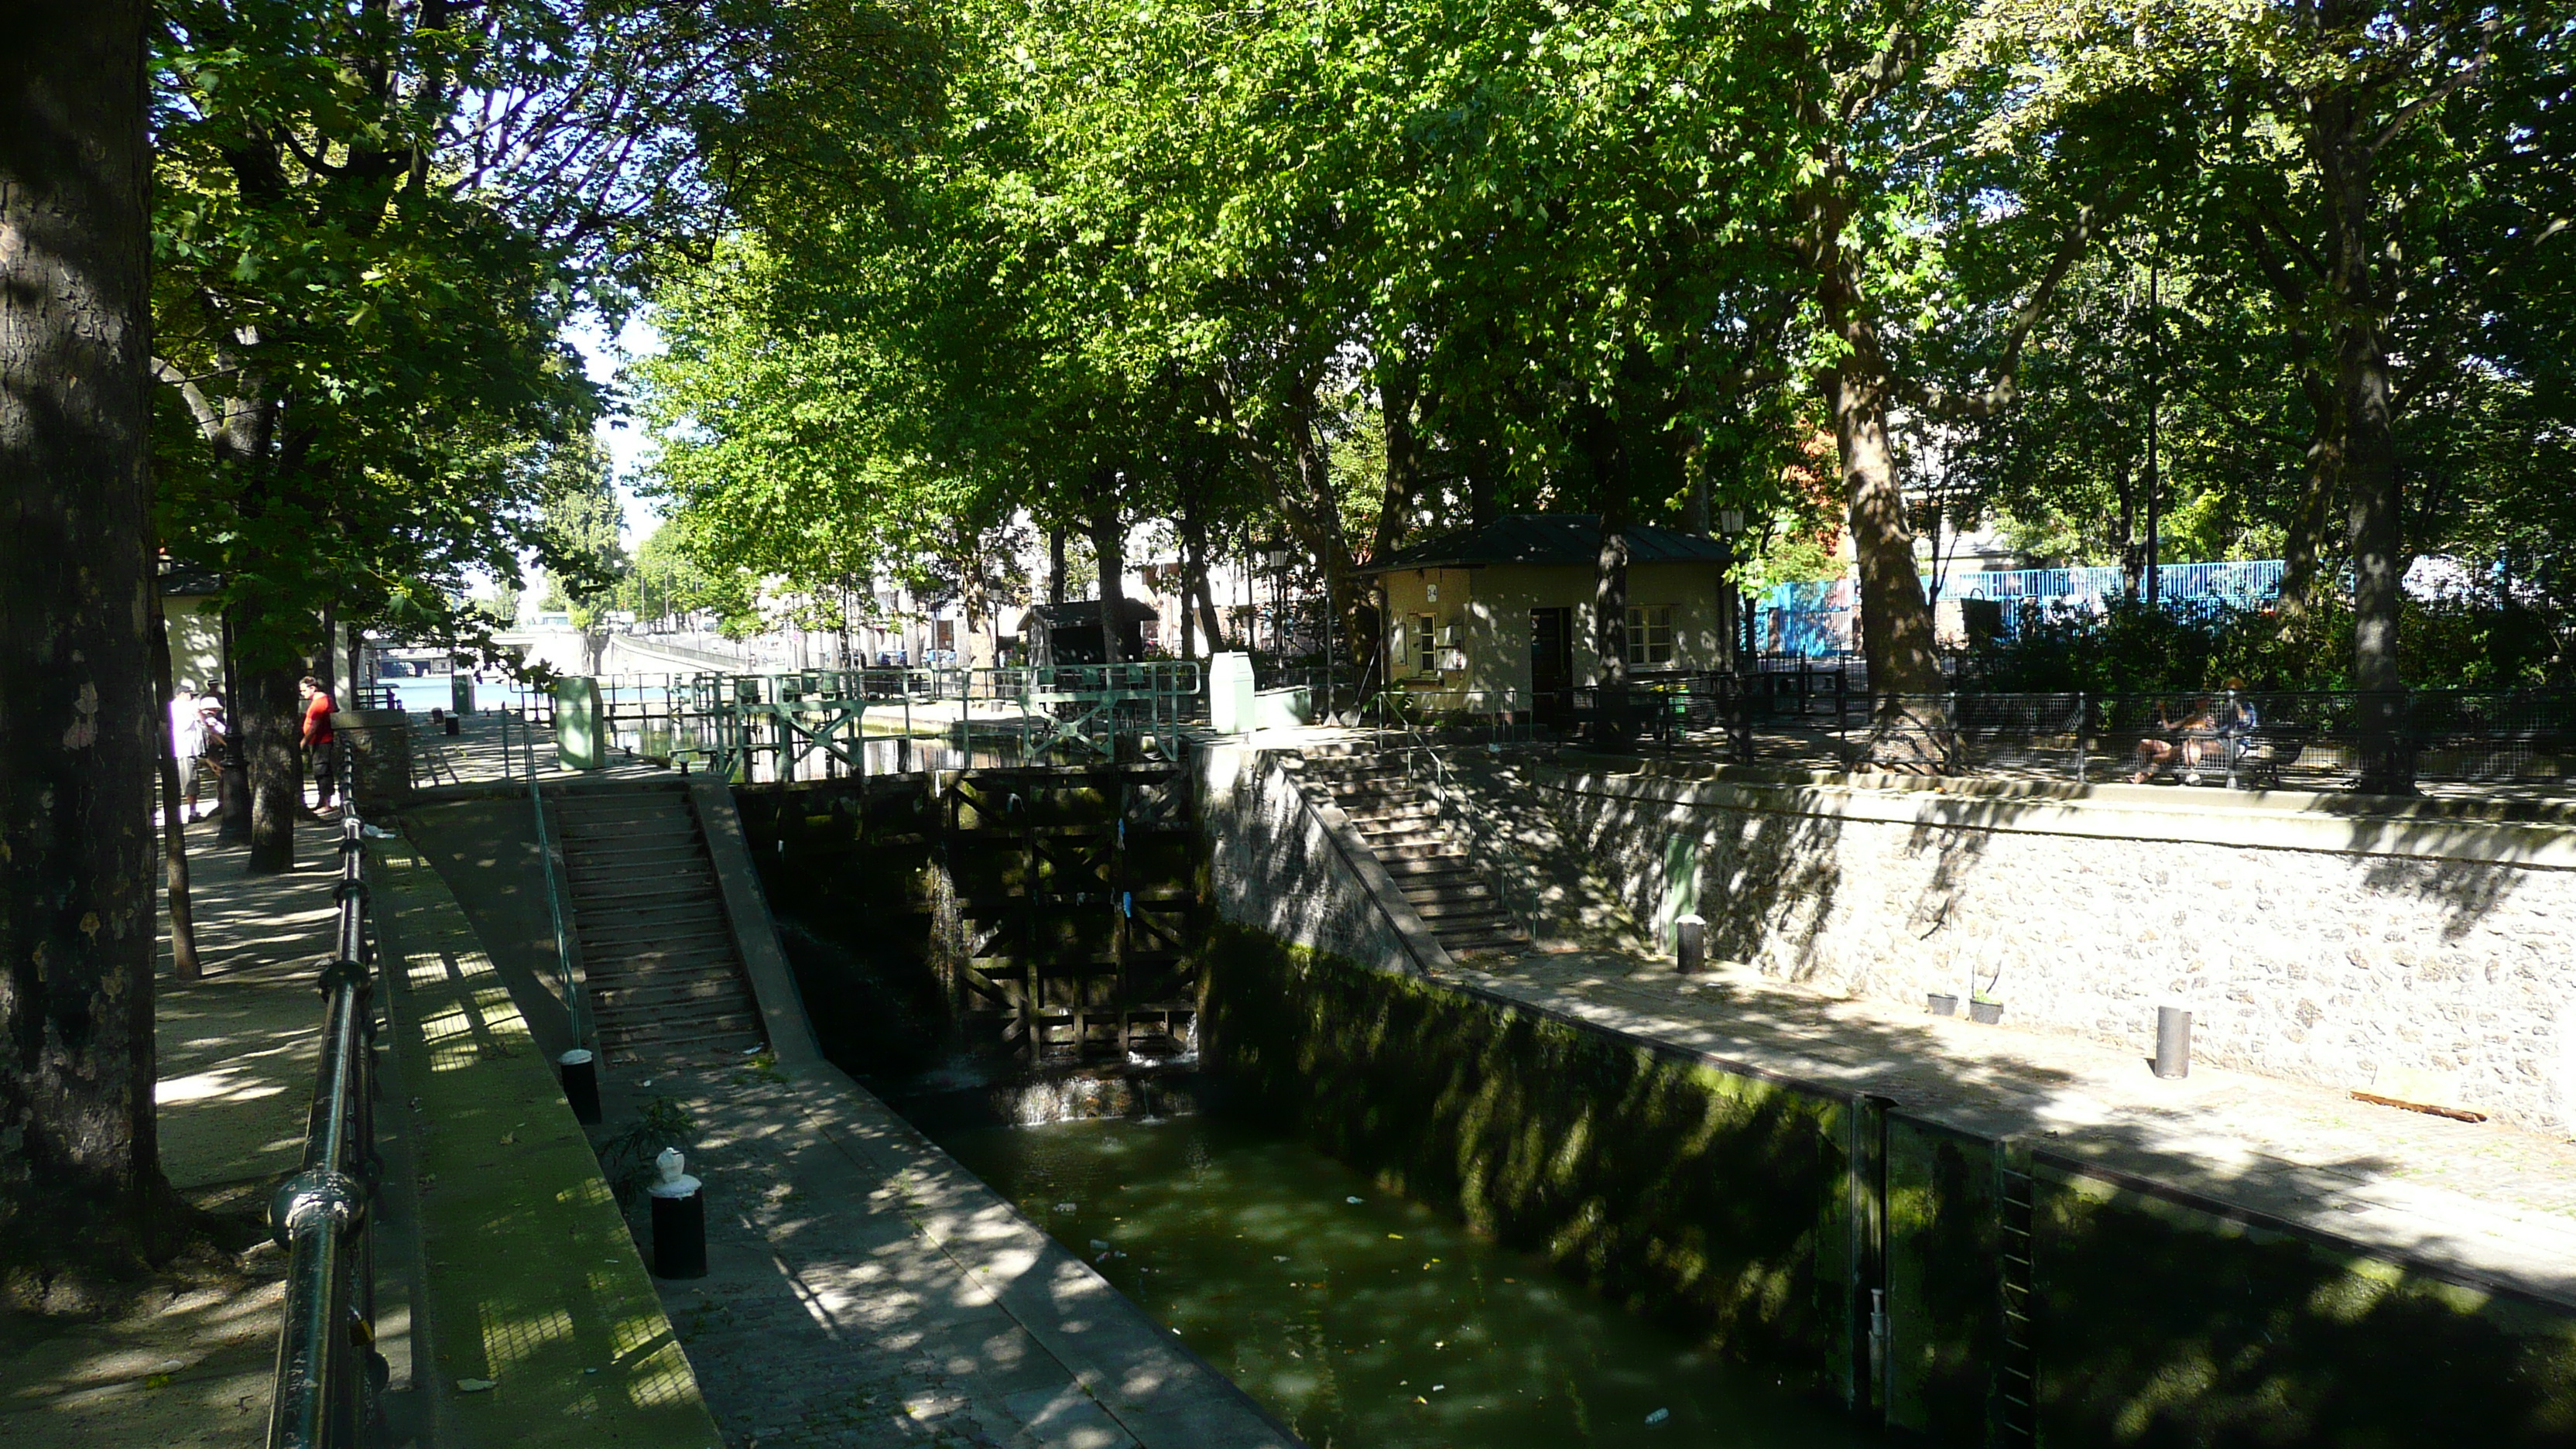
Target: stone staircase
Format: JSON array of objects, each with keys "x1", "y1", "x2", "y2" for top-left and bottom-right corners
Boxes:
[
  {"x1": 553, "y1": 781, "x2": 767, "y2": 1064},
  {"x1": 1296, "y1": 750, "x2": 1524, "y2": 956}
]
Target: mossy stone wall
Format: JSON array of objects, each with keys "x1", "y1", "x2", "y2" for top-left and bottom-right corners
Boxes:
[
  {"x1": 2032, "y1": 1164, "x2": 2576, "y2": 1448},
  {"x1": 1203, "y1": 924, "x2": 2576, "y2": 1447},
  {"x1": 1200, "y1": 921, "x2": 1864, "y2": 1399}
]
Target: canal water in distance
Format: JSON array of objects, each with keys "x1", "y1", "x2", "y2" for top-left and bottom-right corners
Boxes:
[{"x1": 930, "y1": 1112, "x2": 1878, "y2": 1449}]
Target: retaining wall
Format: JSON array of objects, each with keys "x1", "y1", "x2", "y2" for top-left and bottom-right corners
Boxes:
[
  {"x1": 1197, "y1": 923, "x2": 2576, "y2": 1445},
  {"x1": 1191, "y1": 741, "x2": 1452, "y2": 978},
  {"x1": 1540, "y1": 762, "x2": 2576, "y2": 1134},
  {"x1": 1193, "y1": 746, "x2": 2576, "y2": 1444}
]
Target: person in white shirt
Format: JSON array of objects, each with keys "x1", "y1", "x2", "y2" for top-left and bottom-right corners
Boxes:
[{"x1": 170, "y1": 684, "x2": 204, "y2": 802}]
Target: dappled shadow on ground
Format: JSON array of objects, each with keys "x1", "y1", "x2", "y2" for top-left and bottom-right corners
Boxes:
[
  {"x1": 601, "y1": 1061, "x2": 1289, "y2": 1449},
  {"x1": 22, "y1": 824, "x2": 356, "y2": 1446},
  {"x1": 398, "y1": 799, "x2": 578, "y2": 1060},
  {"x1": 372, "y1": 839, "x2": 718, "y2": 1449},
  {"x1": 1444, "y1": 751, "x2": 1656, "y2": 954},
  {"x1": 155, "y1": 825, "x2": 344, "y2": 1190},
  {"x1": 0, "y1": 1192, "x2": 285, "y2": 1449}
]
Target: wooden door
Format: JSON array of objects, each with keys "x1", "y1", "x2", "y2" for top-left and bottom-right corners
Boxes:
[{"x1": 1530, "y1": 607, "x2": 1574, "y2": 721}]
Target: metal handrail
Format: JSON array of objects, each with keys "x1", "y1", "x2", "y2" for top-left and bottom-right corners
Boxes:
[
  {"x1": 1362, "y1": 690, "x2": 1544, "y2": 937},
  {"x1": 266, "y1": 761, "x2": 382, "y2": 1448},
  {"x1": 515, "y1": 709, "x2": 591, "y2": 1049}
]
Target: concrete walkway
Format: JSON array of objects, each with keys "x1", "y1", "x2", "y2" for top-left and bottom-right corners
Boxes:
[
  {"x1": 370, "y1": 832, "x2": 725, "y2": 1449},
  {"x1": 412, "y1": 709, "x2": 670, "y2": 791},
  {"x1": 1, "y1": 801, "x2": 731, "y2": 1449},
  {"x1": 406, "y1": 787, "x2": 1294, "y2": 1449},
  {"x1": 1447, "y1": 945, "x2": 2576, "y2": 1306},
  {"x1": 632, "y1": 1061, "x2": 1297, "y2": 1449}
]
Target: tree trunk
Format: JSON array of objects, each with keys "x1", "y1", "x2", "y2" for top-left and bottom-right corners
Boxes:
[
  {"x1": 2114, "y1": 458, "x2": 2143, "y2": 599},
  {"x1": 1369, "y1": 358, "x2": 1419, "y2": 565},
  {"x1": 1581, "y1": 409, "x2": 1636, "y2": 748},
  {"x1": 318, "y1": 601, "x2": 338, "y2": 702},
  {"x1": 1804, "y1": 186, "x2": 1941, "y2": 697},
  {"x1": 150, "y1": 581, "x2": 201, "y2": 980},
  {"x1": 215, "y1": 611, "x2": 249, "y2": 843},
  {"x1": 0, "y1": 0, "x2": 187, "y2": 1286},
  {"x1": 1046, "y1": 525, "x2": 1067, "y2": 608},
  {"x1": 1177, "y1": 471, "x2": 1226, "y2": 655},
  {"x1": 2341, "y1": 318, "x2": 2409, "y2": 792},
  {"x1": 1592, "y1": 505, "x2": 1634, "y2": 748},
  {"x1": 2276, "y1": 369, "x2": 2341, "y2": 660},
  {"x1": 1823, "y1": 361, "x2": 1939, "y2": 694},
  {"x1": 961, "y1": 533, "x2": 996, "y2": 669},
  {"x1": 1283, "y1": 389, "x2": 1370, "y2": 681},
  {"x1": 1087, "y1": 473, "x2": 1129, "y2": 665},
  {"x1": 2317, "y1": 98, "x2": 2410, "y2": 792},
  {"x1": 240, "y1": 649, "x2": 303, "y2": 873}
]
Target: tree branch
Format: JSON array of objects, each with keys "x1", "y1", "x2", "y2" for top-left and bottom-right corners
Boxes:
[
  {"x1": 1908, "y1": 196, "x2": 2120, "y2": 420},
  {"x1": 1835, "y1": 9, "x2": 1928, "y2": 127},
  {"x1": 2364, "y1": 48, "x2": 2490, "y2": 163},
  {"x1": 150, "y1": 357, "x2": 228, "y2": 448}
]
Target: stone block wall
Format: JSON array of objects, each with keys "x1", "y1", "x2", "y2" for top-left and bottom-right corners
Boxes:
[
  {"x1": 1540, "y1": 766, "x2": 2576, "y2": 1134},
  {"x1": 1190, "y1": 742, "x2": 1448, "y2": 978}
]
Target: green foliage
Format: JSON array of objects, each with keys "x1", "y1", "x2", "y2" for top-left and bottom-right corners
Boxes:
[
  {"x1": 535, "y1": 438, "x2": 629, "y2": 630},
  {"x1": 595, "y1": 1094, "x2": 697, "y2": 1212},
  {"x1": 1964, "y1": 601, "x2": 2297, "y2": 694},
  {"x1": 527, "y1": 0, "x2": 2576, "y2": 701},
  {"x1": 1967, "y1": 596, "x2": 2570, "y2": 694},
  {"x1": 149, "y1": 0, "x2": 608, "y2": 665}
]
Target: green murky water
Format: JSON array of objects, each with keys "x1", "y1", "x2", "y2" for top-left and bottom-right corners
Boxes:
[{"x1": 930, "y1": 1114, "x2": 1876, "y2": 1449}]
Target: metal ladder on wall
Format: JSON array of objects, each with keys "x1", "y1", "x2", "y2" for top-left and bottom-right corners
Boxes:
[{"x1": 1995, "y1": 1153, "x2": 2040, "y2": 1447}]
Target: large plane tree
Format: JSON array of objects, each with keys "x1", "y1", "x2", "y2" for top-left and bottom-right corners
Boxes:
[{"x1": 2, "y1": 0, "x2": 190, "y2": 1294}]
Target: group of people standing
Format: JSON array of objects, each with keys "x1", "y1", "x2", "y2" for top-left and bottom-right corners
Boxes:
[{"x1": 165, "y1": 675, "x2": 341, "y2": 820}]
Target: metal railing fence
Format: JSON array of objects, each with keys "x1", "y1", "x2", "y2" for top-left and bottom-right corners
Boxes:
[
  {"x1": 265, "y1": 764, "x2": 384, "y2": 1448},
  {"x1": 1356, "y1": 692, "x2": 1544, "y2": 934},
  {"x1": 495, "y1": 708, "x2": 592, "y2": 1044},
  {"x1": 1417, "y1": 677, "x2": 2576, "y2": 793}
]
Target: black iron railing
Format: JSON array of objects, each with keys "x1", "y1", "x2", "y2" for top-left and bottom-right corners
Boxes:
[
  {"x1": 265, "y1": 768, "x2": 384, "y2": 1447},
  {"x1": 1430, "y1": 678, "x2": 2576, "y2": 793}
]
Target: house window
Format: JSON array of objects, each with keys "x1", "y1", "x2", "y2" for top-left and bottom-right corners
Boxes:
[
  {"x1": 1411, "y1": 613, "x2": 1437, "y2": 673},
  {"x1": 1626, "y1": 605, "x2": 1674, "y2": 666}
]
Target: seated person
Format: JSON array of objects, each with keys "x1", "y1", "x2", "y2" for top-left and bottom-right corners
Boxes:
[
  {"x1": 2132, "y1": 695, "x2": 2217, "y2": 783},
  {"x1": 2215, "y1": 680, "x2": 2256, "y2": 729}
]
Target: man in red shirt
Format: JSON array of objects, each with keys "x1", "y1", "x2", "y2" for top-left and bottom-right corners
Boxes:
[{"x1": 299, "y1": 676, "x2": 338, "y2": 813}]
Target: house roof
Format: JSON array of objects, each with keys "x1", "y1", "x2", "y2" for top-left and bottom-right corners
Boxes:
[{"x1": 1361, "y1": 513, "x2": 1732, "y2": 574}]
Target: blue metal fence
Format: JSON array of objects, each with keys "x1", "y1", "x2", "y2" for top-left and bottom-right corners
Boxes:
[
  {"x1": 1756, "y1": 560, "x2": 2287, "y2": 658},
  {"x1": 1942, "y1": 560, "x2": 2283, "y2": 609}
]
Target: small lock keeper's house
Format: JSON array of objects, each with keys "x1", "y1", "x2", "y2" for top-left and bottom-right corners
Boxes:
[{"x1": 1362, "y1": 514, "x2": 1737, "y2": 720}]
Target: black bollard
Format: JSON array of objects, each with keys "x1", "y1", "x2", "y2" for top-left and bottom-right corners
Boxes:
[
  {"x1": 558, "y1": 1048, "x2": 601, "y2": 1124},
  {"x1": 1674, "y1": 913, "x2": 1707, "y2": 975},
  {"x1": 2153, "y1": 1005, "x2": 2193, "y2": 1079},
  {"x1": 649, "y1": 1149, "x2": 707, "y2": 1279}
]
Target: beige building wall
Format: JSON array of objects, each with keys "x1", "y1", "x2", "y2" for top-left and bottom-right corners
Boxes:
[
  {"x1": 1376, "y1": 561, "x2": 1731, "y2": 711},
  {"x1": 167, "y1": 593, "x2": 226, "y2": 696}
]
